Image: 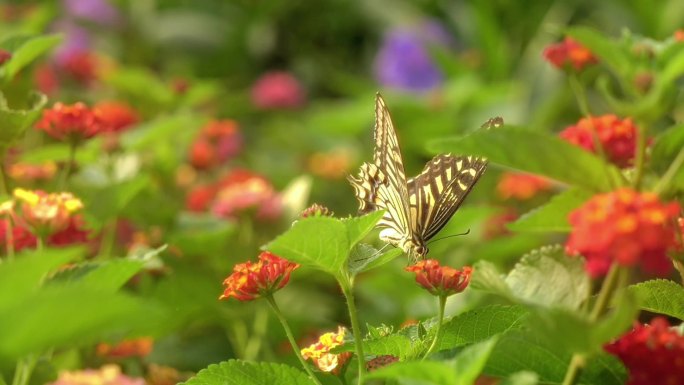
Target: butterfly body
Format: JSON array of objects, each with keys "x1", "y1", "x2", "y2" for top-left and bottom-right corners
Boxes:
[{"x1": 349, "y1": 94, "x2": 493, "y2": 261}]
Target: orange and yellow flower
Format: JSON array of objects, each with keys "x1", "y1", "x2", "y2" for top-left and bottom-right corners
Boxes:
[
  {"x1": 543, "y1": 37, "x2": 597, "y2": 71},
  {"x1": 7, "y1": 161, "x2": 58, "y2": 182},
  {"x1": 12, "y1": 188, "x2": 83, "y2": 236},
  {"x1": 300, "y1": 326, "x2": 351, "y2": 374},
  {"x1": 220, "y1": 252, "x2": 299, "y2": 301},
  {"x1": 566, "y1": 188, "x2": 680, "y2": 277},
  {"x1": 36, "y1": 102, "x2": 104, "y2": 142},
  {"x1": 559, "y1": 115, "x2": 640, "y2": 168},
  {"x1": 405, "y1": 260, "x2": 472, "y2": 297}
]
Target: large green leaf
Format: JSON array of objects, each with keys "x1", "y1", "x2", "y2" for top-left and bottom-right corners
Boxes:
[
  {"x1": 0, "y1": 287, "x2": 167, "y2": 360},
  {"x1": 0, "y1": 34, "x2": 62, "y2": 81},
  {"x1": 650, "y1": 123, "x2": 684, "y2": 192},
  {"x1": 428, "y1": 127, "x2": 623, "y2": 192},
  {"x1": 484, "y1": 331, "x2": 627, "y2": 385},
  {"x1": 0, "y1": 91, "x2": 47, "y2": 150},
  {"x1": 265, "y1": 216, "x2": 349, "y2": 275},
  {"x1": 629, "y1": 279, "x2": 684, "y2": 320},
  {"x1": 472, "y1": 246, "x2": 590, "y2": 310},
  {"x1": 438, "y1": 305, "x2": 529, "y2": 351},
  {"x1": 508, "y1": 188, "x2": 593, "y2": 233},
  {"x1": 342, "y1": 210, "x2": 385, "y2": 250},
  {"x1": 48, "y1": 259, "x2": 145, "y2": 292},
  {"x1": 365, "y1": 361, "x2": 458, "y2": 385},
  {"x1": 451, "y1": 337, "x2": 500, "y2": 385},
  {"x1": 181, "y1": 360, "x2": 314, "y2": 385}
]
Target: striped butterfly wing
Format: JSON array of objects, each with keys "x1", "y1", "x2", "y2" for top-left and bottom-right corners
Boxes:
[
  {"x1": 349, "y1": 94, "x2": 411, "y2": 243},
  {"x1": 407, "y1": 154, "x2": 488, "y2": 242}
]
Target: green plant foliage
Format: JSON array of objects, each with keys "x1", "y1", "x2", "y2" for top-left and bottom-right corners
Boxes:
[
  {"x1": 0, "y1": 34, "x2": 62, "y2": 81},
  {"x1": 180, "y1": 360, "x2": 314, "y2": 385},
  {"x1": 508, "y1": 189, "x2": 593, "y2": 233},
  {"x1": 629, "y1": 279, "x2": 684, "y2": 319}
]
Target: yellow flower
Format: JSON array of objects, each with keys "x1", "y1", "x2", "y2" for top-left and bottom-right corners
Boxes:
[
  {"x1": 300, "y1": 326, "x2": 351, "y2": 374},
  {"x1": 12, "y1": 189, "x2": 83, "y2": 235}
]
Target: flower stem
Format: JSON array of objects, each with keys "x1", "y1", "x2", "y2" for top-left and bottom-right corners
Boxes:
[
  {"x1": 653, "y1": 146, "x2": 684, "y2": 195},
  {"x1": 58, "y1": 142, "x2": 77, "y2": 190},
  {"x1": 11, "y1": 355, "x2": 36, "y2": 385},
  {"x1": 340, "y1": 281, "x2": 365, "y2": 385},
  {"x1": 561, "y1": 263, "x2": 624, "y2": 385},
  {"x1": 266, "y1": 295, "x2": 322, "y2": 385},
  {"x1": 422, "y1": 295, "x2": 447, "y2": 360}
]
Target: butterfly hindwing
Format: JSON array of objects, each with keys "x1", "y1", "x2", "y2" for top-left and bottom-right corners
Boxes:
[{"x1": 407, "y1": 154, "x2": 487, "y2": 241}]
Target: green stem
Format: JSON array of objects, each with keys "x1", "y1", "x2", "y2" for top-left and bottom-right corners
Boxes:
[
  {"x1": 5, "y1": 218, "x2": 14, "y2": 261},
  {"x1": 97, "y1": 220, "x2": 117, "y2": 259},
  {"x1": 632, "y1": 122, "x2": 647, "y2": 191},
  {"x1": 11, "y1": 355, "x2": 36, "y2": 385},
  {"x1": 266, "y1": 295, "x2": 322, "y2": 385},
  {"x1": 653, "y1": 146, "x2": 684, "y2": 195},
  {"x1": 243, "y1": 305, "x2": 269, "y2": 361},
  {"x1": 561, "y1": 264, "x2": 624, "y2": 385},
  {"x1": 0, "y1": 160, "x2": 10, "y2": 196},
  {"x1": 340, "y1": 280, "x2": 365, "y2": 385},
  {"x1": 58, "y1": 142, "x2": 77, "y2": 190},
  {"x1": 422, "y1": 295, "x2": 447, "y2": 360}
]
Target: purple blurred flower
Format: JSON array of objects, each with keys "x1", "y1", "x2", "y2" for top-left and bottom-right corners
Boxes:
[
  {"x1": 62, "y1": 0, "x2": 120, "y2": 25},
  {"x1": 53, "y1": 21, "x2": 91, "y2": 65},
  {"x1": 374, "y1": 22, "x2": 451, "y2": 92}
]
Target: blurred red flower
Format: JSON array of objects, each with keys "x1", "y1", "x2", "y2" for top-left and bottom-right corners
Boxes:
[
  {"x1": 405, "y1": 260, "x2": 472, "y2": 297},
  {"x1": 566, "y1": 188, "x2": 680, "y2": 278},
  {"x1": 185, "y1": 184, "x2": 218, "y2": 212},
  {"x1": 605, "y1": 317, "x2": 684, "y2": 385},
  {"x1": 307, "y1": 148, "x2": 355, "y2": 180},
  {"x1": 560, "y1": 115, "x2": 640, "y2": 168},
  {"x1": 496, "y1": 172, "x2": 552, "y2": 200},
  {"x1": 483, "y1": 208, "x2": 518, "y2": 239},
  {"x1": 212, "y1": 169, "x2": 282, "y2": 220},
  {"x1": 189, "y1": 120, "x2": 242, "y2": 170},
  {"x1": 36, "y1": 102, "x2": 105, "y2": 142},
  {"x1": 543, "y1": 37, "x2": 597, "y2": 71},
  {"x1": 675, "y1": 30, "x2": 684, "y2": 42},
  {"x1": 47, "y1": 216, "x2": 90, "y2": 247},
  {"x1": 7, "y1": 161, "x2": 58, "y2": 182},
  {"x1": 0, "y1": 49, "x2": 11, "y2": 66},
  {"x1": 34, "y1": 64, "x2": 60, "y2": 95},
  {"x1": 251, "y1": 71, "x2": 306, "y2": 110},
  {"x1": 93, "y1": 101, "x2": 139, "y2": 133},
  {"x1": 0, "y1": 219, "x2": 38, "y2": 253},
  {"x1": 96, "y1": 337, "x2": 154, "y2": 359},
  {"x1": 300, "y1": 326, "x2": 351, "y2": 375},
  {"x1": 61, "y1": 51, "x2": 99, "y2": 85},
  {"x1": 13, "y1": 188, "x2": 84, "y2": 236},
  {"x1": 220, "y1": 251, "x2": 299, "y2": 301}
]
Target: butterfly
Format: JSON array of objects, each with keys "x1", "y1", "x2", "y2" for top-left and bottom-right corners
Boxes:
[{"x1": 348, "y1": 94, "x2": 501, "y2": 261}]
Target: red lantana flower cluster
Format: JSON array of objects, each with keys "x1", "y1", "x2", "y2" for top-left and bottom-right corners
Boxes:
[
  {"x1": 93, "y1": 101, "x2": 139, "y2": 134},
  {"x1": 496, "y1": 172, "x2": 553, "y2": 200},
  {"x1": 543, "y1": 37, "x2": 598, "y2": 71},
  {"x1": 36, "y1": 102, "x2": 104, "y2": 142},
  {"x1": 405, "y1": 260, "x2": 472, "y2": 297},
  {"x1": 604, "y1": 317, "x2": 684, "y2": 385},
  {"x1": 96, "y1": 337, "x2": 154, "y2": 359},
  {"x1": 559, "y1": 115, "x2": 639, "y2": 168},
  {"x1": 189, "y1": 120, "x2": 242, "y2": 170},
  {"x1": 186, "y1": 169, "x2": 282, "y2": 220},
  {"x1": 300, "y1": 326, "x2": 351, "y2": 375},
  {"x1": 220, "y1": 252, "x2": 299, "y2": 301},
  {"x1": 566, "y1": 188, "x2": 681, "y2": 278}
]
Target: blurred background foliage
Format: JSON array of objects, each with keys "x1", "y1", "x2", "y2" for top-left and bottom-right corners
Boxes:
[{"x1": 1, "y1": 0, "x2": 684, "y2": 383}]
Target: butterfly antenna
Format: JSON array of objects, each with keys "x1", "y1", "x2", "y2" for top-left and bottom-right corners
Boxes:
[{"x1": 427, "y1": 229, "x2": 471, "y2": 245}]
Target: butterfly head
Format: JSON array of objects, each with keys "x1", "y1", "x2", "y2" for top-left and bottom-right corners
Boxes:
[{"x1": 402, "y1": 237, "x2": 428, "y2": 260}]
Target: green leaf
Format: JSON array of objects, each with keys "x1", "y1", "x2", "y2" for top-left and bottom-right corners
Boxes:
[
  {"x1": 0, "y1": 91, "x2": 47, "y2": 150},
  {"x1": 0, "y1": 287, "x2": 167, "y2": 359},
  {"x1": 348, "y1": 243, "x2": 402, "y2": 274},
  {"x1": 104, "y1": 68, "x2": 175, "y2": 108},
  {"x1": 629, "y1": 279, "x2": 684, "y2": 320},
  {"x1": 265, "y1": 216, "x2": 349, "y2": 275},
  {"x1": 565, "y1": 27, "x2": 631, "y2": 77},
  {"x1": 48, "y1": 259, "x2": 145, "y2": 292},
  {"x1": 181, "y1": 360, "x2": 313, "y2": 385},
  {"x1": 0, "y1": 248, "x2": 84, "y2": 310},
  {"x1": 428, "y1": 127, "x2": 623, "y2": 192},
  {"x1": 119, "y1": 113, "x2": 203, "y2": 151},
  {"x1": 650, "y1": 123, "x2": 684, "y2": 191},
  {"x1": 438, "y1": 305, "x2": 529, "y2": 351},
  {"x1": 472, "y1": 246, "x2": 590, "y2": 310},
  {"x1": 365, "y1": 361, "x2": 458, "y2": 385},
  {"x1": 484, "y1": 331, "x2": 626, "y2": 385},
  {"x1": 170, "y1": 213, "x2": 235, "y2": 256},
  {"x1": 77, "y1": 176, "x2": 150, "y2": 225},
  {"x1": 452, "y1": 336, "x2": 499, "y2": 385},
  {"x1": 508, "y1": 188, "x2": 593, "y2": 233},
  {"x1": 0, "y1": 34, "x2": 62, "y2": 81},
  {"x1": 342, "y1": 211, "x2": 385, "y2": 249}
]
